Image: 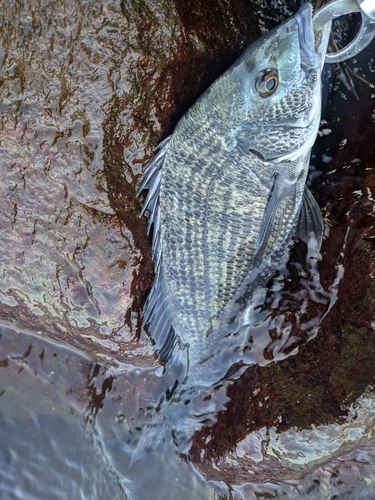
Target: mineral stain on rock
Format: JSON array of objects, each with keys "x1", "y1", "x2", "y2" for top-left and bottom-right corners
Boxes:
[{"x1": 0, "y1": 0, "x2": 258, "y2": 366}]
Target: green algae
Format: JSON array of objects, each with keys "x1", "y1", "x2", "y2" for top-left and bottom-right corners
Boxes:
[{"x1": 329, "y1": 324, "x2": 375, "y2": 404}]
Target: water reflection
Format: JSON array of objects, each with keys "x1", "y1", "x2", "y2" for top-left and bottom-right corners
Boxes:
[
  {"x1": 0, "y1": 326, "x2": 222, "y2": 499},
  {"x1": 0, "y1": 327, "x2": 126, "y2": 499},
  {"x1": 2, "y1": 232, "x2": 375, "y2": 500}
]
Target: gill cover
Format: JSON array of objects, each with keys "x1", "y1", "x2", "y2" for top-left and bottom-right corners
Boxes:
[{"x1": 204, "y1": 4, "x2": 330, "y2": 162}]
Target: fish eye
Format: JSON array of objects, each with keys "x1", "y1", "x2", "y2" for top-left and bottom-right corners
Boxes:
[{"x1": 255, "y1": 69, "x2": 279, "y2": 98}]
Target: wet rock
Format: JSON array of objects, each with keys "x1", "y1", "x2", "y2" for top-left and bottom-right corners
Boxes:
[{"x1": 0, "y1": 0, "x2": 258, "y2": 365}]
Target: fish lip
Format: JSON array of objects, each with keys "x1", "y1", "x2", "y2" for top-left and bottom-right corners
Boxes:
[{"x1": 296, "y1": 3, "x2": 330, "y2": 71}]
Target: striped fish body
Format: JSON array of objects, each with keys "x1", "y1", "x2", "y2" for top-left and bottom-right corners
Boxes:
[
  {"x1": 140, "y1": 4, "x2": 329, "y2": 389},
  {"x1": 159, "y1": 113, "x2": 308, "y2": 379}
]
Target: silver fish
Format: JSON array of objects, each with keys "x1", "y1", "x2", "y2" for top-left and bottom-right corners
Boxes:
[{"x1": 139, "y1": 4, "x2": 329, "y2": 390}]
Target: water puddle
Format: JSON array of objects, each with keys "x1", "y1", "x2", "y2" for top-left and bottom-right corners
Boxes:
[{"x1": 1, "y1": 218, "x2": 375, "y2": 500}]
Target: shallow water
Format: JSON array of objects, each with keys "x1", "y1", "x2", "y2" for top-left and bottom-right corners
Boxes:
[
  {"x1": 0, "y1": 226, "x2": 373, "y2": 500},
  {"x1": 0, "y1": 325, "x2": 230, "y2": 499},
  {"x1": 3, "y1": 307, "x2": 375, "y2": 500},
  {"x1": 0, "y1": 327, "x2": 125, "y2": 499}
]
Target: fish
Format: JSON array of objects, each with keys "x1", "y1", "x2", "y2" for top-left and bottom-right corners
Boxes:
[{"x1": 139, "y1": 4, "x2": 329, "y2": 398}]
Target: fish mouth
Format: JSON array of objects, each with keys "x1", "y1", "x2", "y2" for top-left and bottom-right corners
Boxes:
[
  {"x1": 238, "y1": 5, "x2": 330, "y2": 164},
  {"x1": 269, "y1": 5, "x2": 330, "y2": 163},
  {"x1": 296, "y1": 3, "x2": 330, "y2": 71}
]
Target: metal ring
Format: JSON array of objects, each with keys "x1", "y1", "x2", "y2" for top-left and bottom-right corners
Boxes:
[
  {"x1": 313, "y1": 0, "x2": 375, "y2": 63},
  {"x1": 359, "y1": 0, "x2": 375, "y2": 20}
]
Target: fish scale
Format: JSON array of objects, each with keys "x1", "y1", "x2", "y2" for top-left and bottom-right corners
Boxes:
[
  {"x1": 139, "y1": 3, "x2": 328, "y2": 389},
  {"x1": 162, "y1": 125, "x2": 264, "y2": 326}
]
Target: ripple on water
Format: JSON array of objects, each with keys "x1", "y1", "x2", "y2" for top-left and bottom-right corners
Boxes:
[{"x1": 2, "y1": 217, "x2": 375, "y2": 500}]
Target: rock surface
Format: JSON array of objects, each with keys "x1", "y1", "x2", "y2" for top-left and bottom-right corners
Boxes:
[{"x1": 0, "y1": 0, "x2": 258, "y2": 365}]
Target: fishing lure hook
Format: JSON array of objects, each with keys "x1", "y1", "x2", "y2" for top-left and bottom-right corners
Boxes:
[{"x1": 313, "y1": 0, "x2": 375, "y2": 63}]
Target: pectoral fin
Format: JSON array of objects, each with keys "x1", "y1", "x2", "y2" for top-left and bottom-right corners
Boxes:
[
  {"x1": 297, "y1": 187, "x2": 323, "y2": 248},
  {"x1": 253, "y1": 173, "x2": 297, "y2": 267}
]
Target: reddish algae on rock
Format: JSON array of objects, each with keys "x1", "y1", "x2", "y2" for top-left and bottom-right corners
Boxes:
[{"x1": 0, "y1": 0, "x2": 258, "y2": 366}]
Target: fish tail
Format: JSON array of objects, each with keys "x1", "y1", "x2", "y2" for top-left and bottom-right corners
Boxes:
[
  {"x1": 130, "y1": 415, "x2": 172, "y2": 468},
  {"x1": 130, "y1": 395, "x2": 203, "y2": 467}
]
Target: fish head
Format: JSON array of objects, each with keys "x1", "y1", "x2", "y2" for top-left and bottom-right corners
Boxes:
[{"x1": 205, "y1": 3, "x2": 330, "y2": 163}]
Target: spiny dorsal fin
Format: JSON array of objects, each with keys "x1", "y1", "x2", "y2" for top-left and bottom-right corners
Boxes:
[
  {"x1": 138, "y1": 136, "x2": 171, "y2": 256},
  {"x1": 138, "y1": 136, "x2": 179, "y2": 361}
]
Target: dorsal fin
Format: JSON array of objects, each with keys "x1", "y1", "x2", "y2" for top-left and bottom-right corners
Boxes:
[
  {"x1": 138, "y1": 137, "x2": 179, "y2": 361},
  {"x1": 138, "y1": 136, "x2": 171, "y2": 254}
]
